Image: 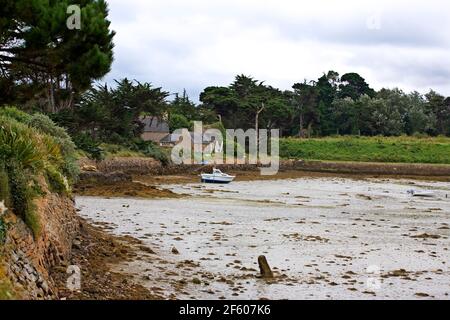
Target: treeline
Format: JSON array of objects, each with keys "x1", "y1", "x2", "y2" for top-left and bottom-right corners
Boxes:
[
  {"x1": 53, "y1": 72, "x2": 450, "y2": 149},
  {"x1": 54, "y1": 72, "x2": 450, "y2": 145},
  {"x1": 196, "y1": 72, "x2": 450, "y2": 137},
  {"x1": 1, "y1": 1, "x2": 449, "y2": 158}
]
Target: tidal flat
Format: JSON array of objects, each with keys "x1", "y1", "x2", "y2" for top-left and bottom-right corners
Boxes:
[{"x1": 76, "y1": 177, "x2": 450, "y2": 300}]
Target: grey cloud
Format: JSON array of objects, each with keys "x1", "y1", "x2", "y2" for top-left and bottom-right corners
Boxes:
[{"x1": 104, "y1": 0, "x2": 450, "y2": 99}]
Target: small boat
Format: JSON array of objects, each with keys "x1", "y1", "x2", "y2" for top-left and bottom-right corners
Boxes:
[
  {"x1": 407, "y1": 189, "x2": 435, "y2": 198},
  {"x1": 200, "y1": 168, "x2": 235, "y2": 184}
]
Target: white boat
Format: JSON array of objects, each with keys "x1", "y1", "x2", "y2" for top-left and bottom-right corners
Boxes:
[
  {"x1": 200, "y1": 168, "x2": 235, "y2": 184},
  {"x1": 407, "y1": 189, "x2": 435, "y2": 198}
]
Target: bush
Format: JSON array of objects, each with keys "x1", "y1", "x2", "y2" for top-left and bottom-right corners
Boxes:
[
  {"x1": 130, "y1": 140, "x2": 169, "y2": 165},
  {"x1": 0, "y1": 218, "x2": 6, "y2": 244},
  {"x1": 6, "y1": 163, "x2": 40, "y2": 238},
  {"x1": 0, "y1": 106, "x2": 32, "y2": 123},
  {"x1": 72, "y1": 132, "x2": 104, "y2": 162},
  {"x1": 0, "y1": 107, "x2": 79, "y2": 237},
  {"x1": 169, "y1": 113, "x2": 190, "y2": 131},
  {"x1": 27, "y1": 113, "x2": 79, "y2": 182},
  {"x1": 0, "y1": 165, "x2": 10, "y2": 208},
  {"x1": 0, "y1": 116, "x2": 45, "y2": 171},
  {"x1": 45, "y1": 165, "x2": 70, "y2": 195}
]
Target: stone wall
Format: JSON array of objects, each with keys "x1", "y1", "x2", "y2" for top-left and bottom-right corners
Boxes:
[{"x1": 0, "y1": 187, "x2": 79, "y2": 299}]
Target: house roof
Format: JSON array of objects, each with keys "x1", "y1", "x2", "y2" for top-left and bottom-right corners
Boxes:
[{"x1": 140, "y1": 116, "x2": 169, "y2": 133}]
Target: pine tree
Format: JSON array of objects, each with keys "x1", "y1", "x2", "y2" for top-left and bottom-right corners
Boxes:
[{"x1": 0, "y1": 0, "x2": 115, "y2": 112}]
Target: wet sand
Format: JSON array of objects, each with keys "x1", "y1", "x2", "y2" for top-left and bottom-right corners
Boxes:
[{"x1": 76, "y1": 177, "x2": 450, "y2": 300}]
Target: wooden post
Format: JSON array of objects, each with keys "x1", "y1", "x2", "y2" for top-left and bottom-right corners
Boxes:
[{"x1": 258, "y1": 255, "x2": 274, "y2": 278}]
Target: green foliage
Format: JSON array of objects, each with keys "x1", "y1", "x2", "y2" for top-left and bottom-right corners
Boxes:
[
  {"x1": 45, "y1": 168, "x2": 69, "y2": 195},
  {"x1": 0, "y1": 107, "x2": 32, "y2": 123},
  {"x1": 338, "y1": 73, "x2": 375, "y2": 100},
  {"x1": 6, "y1": 163, "x2": 41, "y2": 238},
  {"x1": 72, "y1": 132, "x2": 104, "y2": 161},
  {"x1": 99, "y1": 144, "x2": 145, "y2": 158},
  {"x1": 0, "y1": 117, "x2": 46, "y2": 170},
  {"x1": 27, "y1": 113, "x2": 79, "y2": 182},
  {"x1": 280, "y1": 136, "x2": 450, "y2": 164},
  {"x1": 0, "y1": 107, "x2": 78, "y2": 237},
  {"x1": 0, "y1": 166, "x2": 11, "y2": 209},
  {"x1": 0, "y1": 270, "x2": 16, "y2": 300},
  {"x1": 169, "y1": 113, "x2": 190, "y2": 131},
  {"x1": 130, "y1": 140, "x2": 169, "y2": 165},
  {"x1": 54, "y1": 79, "x2": 170, "y2": 146},
  {"x1": 170, "y1": 90, "x2": 198, "y2": 121},
  {"x1": 199, "y1": 72, "x2": 449, "y2": 138},
  {"x1": 0, "y1": 218, "x2": 6, "y2": 245},
  {"x1": 0, "y1": 0, "x2": 115, "y2": 112}
]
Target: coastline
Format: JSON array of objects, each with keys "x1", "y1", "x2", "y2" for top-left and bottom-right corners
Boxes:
[
  {"x1": 57, "y1": 157, "x2": 450, "y2": 300},
  {"x1": 74, "y1": 176, "x2": 450, "y2": 300}
]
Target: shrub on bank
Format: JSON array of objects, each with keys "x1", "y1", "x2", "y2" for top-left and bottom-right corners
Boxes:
[
  {"x1": 130, "y1": 140, "x2": 170, "y2": 165},
  {"x1": 0, "y1": 107, "x2": 79, "y2": 237}
]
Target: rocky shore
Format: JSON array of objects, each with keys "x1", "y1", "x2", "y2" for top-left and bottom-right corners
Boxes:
[
  {"x1": 50, "y1": 218, "x2": 160, "y2": 300},
  {"x1": 3, "y1": 155, "x2": 449, "y2": 300}
]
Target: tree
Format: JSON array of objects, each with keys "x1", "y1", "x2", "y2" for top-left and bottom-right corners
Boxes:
[
  {"x1": 292, "y1": 81, "x2": 319, "y2": 137},
  {"x1": 0, "y1": 0, "x2": 115, "y2": 112},
  {"x1": 339, "y1": 73, "x2": 375, "y2": 100},
  {"x1": 331, "y1": 97, "x2": 356, "y2": 135},
  {"x1": 169, "y1": 113, "x2": 190, "y2": 131},
  {"x1": 404, "y1": 92, "x2": 436, "y2": 135},
  {"x1": 199, "y1": 86, "x2": 237, "y2": 128},
  {"x1": 170, "y1": 90, "x2": 197, "y2": 121},
  {"x1": 55, "y1": 79, "x2": 170, "y2": 144},
  {"x1": 425, "y1": 90, "x2": 450, "y2": 136},
  {"x1": 316, "y1": 71, "x2": 340, "y2": 135}
]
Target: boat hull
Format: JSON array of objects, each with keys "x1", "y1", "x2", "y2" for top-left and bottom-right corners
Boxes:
[
  {"x1": 201, "y1": 178, "x2": 233, "y2": 184},
  {"x1": 200, "y1": 174, "x2": 235, "y2": 184}
]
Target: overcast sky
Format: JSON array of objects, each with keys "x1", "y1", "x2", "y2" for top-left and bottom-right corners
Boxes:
[{"x1": 104, "y1": 0, "x2": 450, "y2": 100}]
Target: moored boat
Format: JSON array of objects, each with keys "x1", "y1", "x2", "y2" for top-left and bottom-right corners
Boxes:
[
  {"x1": 200, "y1": 168, "x2": 235, "y2": 184},
  {"x1": 407, "y1": 189, "x2": 435, "y2": 198}
]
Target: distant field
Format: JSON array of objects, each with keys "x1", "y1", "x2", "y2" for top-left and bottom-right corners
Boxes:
[{"x1": 279, "y1": 136, "x2": 450, "y2": 164}]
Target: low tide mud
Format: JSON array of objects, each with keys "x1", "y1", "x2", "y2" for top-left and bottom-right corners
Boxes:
[
  {"x1": 76, "y1": 177, "x2": 450, "y2": 300},
  {"x1": 50, "y1": 218, "x2": 161, "y2": 300}
]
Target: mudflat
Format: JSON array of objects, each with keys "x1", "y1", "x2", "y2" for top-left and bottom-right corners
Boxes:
[{"x1": 76, "y1": 176, "x2": 450, "y2": 300}]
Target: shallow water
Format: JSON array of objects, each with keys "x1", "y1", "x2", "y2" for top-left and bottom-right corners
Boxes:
[{"x1": 76, "y1": 177, "x2": 450, "y2": 300}]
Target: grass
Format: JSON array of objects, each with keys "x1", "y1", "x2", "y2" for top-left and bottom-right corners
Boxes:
[
  {"x1": 99, "y1": 143, "x2": 146, "y2": 158},
  {"x1": 0, "y1": 218, "x2": 6, "y2": 245},
  {"x1": 0, "y1": 279, "x2": 16, "y2": 300},
  {"x1": 280, "y1": 136, "x2": 450, "y2": 164},
  {"x1": 0, "y1": 107, "x2": 79, "y2": 238}
]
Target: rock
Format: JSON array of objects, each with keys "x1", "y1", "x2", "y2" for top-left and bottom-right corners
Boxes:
[
  {"x1": 258, "y1": 255, "x2": 274, "y2": 278},
  {"x1": 78, "y1": 171, "x2": 132, "y2": 185},
  {"x1": 192, "y1": 278, "x2": 201, "y2": 285},
  {"x1": 139, "y1": 246, "x2": 155, "y2": 254},
  {"x1": 81, "y1": 165, "x2": 98, "y2": 172},
  {"x1": 40, "y1": 281, "x2": 49, "y2": 294},
  {"x1": 171, "y1": 247, "x2": 180, "y2": 255},
  {"x1": 72, "y1": 240, "x2": 82, "y2": 250}
]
